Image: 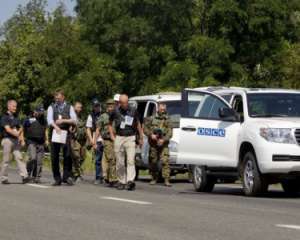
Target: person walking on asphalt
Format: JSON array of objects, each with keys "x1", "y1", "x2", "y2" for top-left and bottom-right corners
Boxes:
[
  {"x1": 0, "y1": 100, "x2": 30, "y2": 184},
  {"x1": 23, "y1": 105, "x2": 48, "y2": 184},
  {"x1": 86, "y1": 99, "x2": 104, "y2": 185},
  {"x1": 47, "y1": 90, "x2": 77, "y2": 186},
  {"x1": 109, "y1": 94, "x2": 143, "y2": 191}
]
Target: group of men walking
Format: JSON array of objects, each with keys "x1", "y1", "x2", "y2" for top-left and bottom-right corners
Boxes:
[{"x1": 0, "y1": 89, "x2": 173, "y2": 190}]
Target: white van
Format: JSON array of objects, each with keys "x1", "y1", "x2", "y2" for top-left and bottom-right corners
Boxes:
[
  {"x1": 130, "y1": 93, "x2": 189, "y2": 179},
  {"x1": 177, "y1": 87, "x2": 300, "y2": 196}
]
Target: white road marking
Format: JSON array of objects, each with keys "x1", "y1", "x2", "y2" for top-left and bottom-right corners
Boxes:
[
  {"x1": 276, "y1": 224, "x2": 300, "y2": 230},
  {"x1": 26, "y1": 184, "x2": 51, "y2": 189},
  {"x1": 101, "y1": 196, "x2": 152, "y2": 205}
]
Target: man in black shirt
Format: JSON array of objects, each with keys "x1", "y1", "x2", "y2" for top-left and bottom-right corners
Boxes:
[
  {"x1": 109, "y1": 94, "x2": 143, "y2": 191},
  {"x1": 24, "y1": 105, "x2": 47, "y2": 183},
  {"x1": 0, "y1": 100, "x2": 30, "y2": 184}
]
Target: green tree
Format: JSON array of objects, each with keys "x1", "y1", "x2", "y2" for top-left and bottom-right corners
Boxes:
[{"x1": 0, "y1": 0, "x2": 123, "y2": 113}]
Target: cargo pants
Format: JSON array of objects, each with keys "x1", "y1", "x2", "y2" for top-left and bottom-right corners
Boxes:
[{"x1": 0, "y1": 138, "x2": 28, "y2": 181}]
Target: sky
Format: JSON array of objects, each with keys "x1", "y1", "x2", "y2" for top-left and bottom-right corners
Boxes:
[{"x1": 0, "y1": 0, "x2": 76, "y2": 25}]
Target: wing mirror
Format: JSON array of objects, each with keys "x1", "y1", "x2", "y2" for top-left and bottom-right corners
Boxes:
[{"x1": 219, "y1": 107, "x2": 240, "y2": 122}]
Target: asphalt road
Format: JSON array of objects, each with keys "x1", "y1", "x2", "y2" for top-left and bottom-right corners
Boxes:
[{"x1": 1, "y1": 170, "x2": 300, "y2": 240}]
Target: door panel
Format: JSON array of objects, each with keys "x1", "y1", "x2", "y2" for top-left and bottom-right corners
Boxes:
[{"x1": 178, "y1": 90, "x2": 241, "y2": 167}]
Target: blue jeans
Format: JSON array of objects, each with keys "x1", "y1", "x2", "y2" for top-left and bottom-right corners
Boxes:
[{"x1": 95, "y1": 142, "x2": 104, "y2": 180}]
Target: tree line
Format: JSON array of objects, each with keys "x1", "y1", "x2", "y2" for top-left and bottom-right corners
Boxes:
[{"x1": 0, "y1": 0, "x2": 299, "y2": 114}]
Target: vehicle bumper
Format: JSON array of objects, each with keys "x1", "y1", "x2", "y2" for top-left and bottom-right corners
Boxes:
[{"x1": 256, "y1": 142, "x2": 300, "y2": 174}]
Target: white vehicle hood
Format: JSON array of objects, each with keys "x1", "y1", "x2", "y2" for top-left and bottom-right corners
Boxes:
[{"x1": 251, "y1": 117, "x2": 300, "y2": 128}]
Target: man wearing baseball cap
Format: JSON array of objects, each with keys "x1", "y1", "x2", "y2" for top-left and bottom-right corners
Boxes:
[{"x1": 86, "y1": 99, "x2": 104, "y2": 184}]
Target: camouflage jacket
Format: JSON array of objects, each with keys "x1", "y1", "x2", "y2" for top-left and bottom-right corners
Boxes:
[
  {"x1": 97, "y1": 112, "x2": 111, "y2": 140},
  {"x1": 144, "y1": 113, "x2": 173, "y2": 142},
  {"x1": 73, "y1": 117, "x2": 87, "y2": 144}
]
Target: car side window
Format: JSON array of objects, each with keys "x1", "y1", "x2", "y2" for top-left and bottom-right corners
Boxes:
[
  {"x1": 187, "y1": 92, "x2": 228, "y2": 120},
  {"x1": 146, "y1": 102, "x2": 156, "y2": 117},
  {"x1": 232, "y1": 95, "x2": 244, "y2": 121},
  {"x1": 136, "y1": 101, "x2": 147, "y2": 124},
  {"x1": 221, "y1": 94, "x2": 233, "y2": 103}
]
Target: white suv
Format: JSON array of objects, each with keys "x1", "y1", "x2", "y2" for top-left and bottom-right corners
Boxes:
[{"x1": 177, "y1": 87, "x2": 300, "y2": 196}]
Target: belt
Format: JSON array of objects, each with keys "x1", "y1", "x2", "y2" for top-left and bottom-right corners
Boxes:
[{"x1": 116, "y1": 133, "x2": 135, "y2": 137}]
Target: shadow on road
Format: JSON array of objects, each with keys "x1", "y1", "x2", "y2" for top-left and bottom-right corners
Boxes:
[{"x1": 178, "y1": 185, "x2": 300, "y2": 199}]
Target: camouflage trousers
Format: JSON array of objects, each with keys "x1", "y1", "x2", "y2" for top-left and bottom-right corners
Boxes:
[
  {"x1": 70, "y1": 139, "x2": 86, "y2": 178},
  {"x1": 102, "y1": 140, "x2": 117, "y2": 183},
  {"x1": 149, "y1": 146, "x2": 170, "y2": 180}
]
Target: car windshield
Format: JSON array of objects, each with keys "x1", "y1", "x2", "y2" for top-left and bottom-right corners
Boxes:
[{"x1": 247, "y1": 93, "x2": 300, "y2": 118}]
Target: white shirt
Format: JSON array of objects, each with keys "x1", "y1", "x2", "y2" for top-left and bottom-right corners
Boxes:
[{"x1": 86, "y1": 114, "x2": 103, "y2": 142}]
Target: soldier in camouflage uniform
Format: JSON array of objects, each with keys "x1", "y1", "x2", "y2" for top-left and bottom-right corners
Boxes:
[
  {"x1": 144, "y1": 102, "x2": 173, "y2": 187},
  {"x1": 96, "y1": 99, "x2": 117, "y2": 187},
  {"x1": 70, "y1": 102, "x2": 86, "y2": 182}
]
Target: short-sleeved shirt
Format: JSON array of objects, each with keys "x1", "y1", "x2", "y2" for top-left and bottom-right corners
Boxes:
[
  {"x1": 109, "y1": 107, "x2": 140, "y2": 136},
  {"x1": 1, "y1": 112, "x2": 21, "y2": 140},
  {"x1": 86, "y1": 113, "x2": 102, "y2": 142}
]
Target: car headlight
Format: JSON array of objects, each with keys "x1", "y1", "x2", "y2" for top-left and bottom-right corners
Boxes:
[
  {"x1": 260, "y1": 128, "x2": 295, "y2": 144},
  {"x1": 169, "y1": 140, "x2": 178, "y2": 152}
]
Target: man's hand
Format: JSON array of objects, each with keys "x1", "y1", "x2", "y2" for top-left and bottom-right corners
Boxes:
[
  {"x1": 20, "y1": 139, "x2": 26, "y2": 147},
  {"x1": 93, "y1": 143, "x2": 97, "y2": 150},
  {"x1": 151, "y1": 134, "x2": 157, "y2": 141},
  {"x1": 55, "y1": 127, "x2": 62, "y2": 134},
  {"x1": 157, "y1": 139, "x2": 164, "y2": 147},
  {"x1": 55, "y1": 119, "x2": 65, "y2": 125},
  {"x1": 139, "y1": 138, "x2": 144, "y2": 147}
]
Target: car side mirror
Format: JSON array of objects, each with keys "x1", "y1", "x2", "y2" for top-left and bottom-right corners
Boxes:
[{"x1": 219, "y1": 107, "x2": 240, "y2": 122}]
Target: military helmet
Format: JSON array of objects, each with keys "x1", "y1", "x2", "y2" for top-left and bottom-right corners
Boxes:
[{"x1": 106, "y1": 99, "x2": 115, "y2": 105}]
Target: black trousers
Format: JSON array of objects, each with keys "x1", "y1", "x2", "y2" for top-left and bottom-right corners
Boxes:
[{"x1": 51, "y1": 141, "x2": 72, "y2": 182}]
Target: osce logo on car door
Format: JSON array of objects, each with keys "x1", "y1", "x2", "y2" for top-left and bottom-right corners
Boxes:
[{"x1": 197, "y1": 127, "x2": 226, "y2": 137}]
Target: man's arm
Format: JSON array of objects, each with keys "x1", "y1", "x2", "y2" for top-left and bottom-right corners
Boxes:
[
  {"x1": 19, "y1": 127, "x2": 25, "y2": 146},
  {"x1": 4, "y1": 125, "x2": 19, "y2": 138},
  {"x1": 47, "y1": 106, "x2": 61, "y2": 133},
  {"x1": 108, "y1": 122, "x2": 115, "y2": 141},
  {"x1": 86, "y1": 115, "x2": 94, "y2": 145},
  {"x1": 55, "y1": 106, "x2": 77, "y2": 126},
  {"x1": 137, "y1": 120, "x2": 143, "y2": 147},
  {"x1": 45, "y1": 128, "x2": 49, "y2": 145}
]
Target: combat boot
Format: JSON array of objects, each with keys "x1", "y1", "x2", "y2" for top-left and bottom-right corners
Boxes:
[
  {"x1": 149, "y1": 179, "x2": 157, "y2": 185},
  {"x1": 164, "y1": 179, "x2": 172, "y2": 187}
]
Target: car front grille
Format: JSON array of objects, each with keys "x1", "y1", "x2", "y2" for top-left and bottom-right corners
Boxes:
[{"x1": 295, "y1": 129, "x2": 300, "y2": 145}]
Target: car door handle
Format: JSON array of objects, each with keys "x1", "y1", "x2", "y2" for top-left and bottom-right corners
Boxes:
[{"x1": 181, "y1": 126, "x2": 197, "y2": 132}]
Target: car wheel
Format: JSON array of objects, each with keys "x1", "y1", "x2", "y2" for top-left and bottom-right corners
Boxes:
[
  {"x1": 281, "y1": 179, "x2": 300, "y2": 195},
  {"x1": 241, "y1": 152, "x2": 268, "y2": 196},
  {"x1": 192, "y1": 165, "x2": 215, "y2": 192}
]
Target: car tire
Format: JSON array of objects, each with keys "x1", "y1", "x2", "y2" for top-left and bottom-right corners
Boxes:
[
  {"x1": 241, "y1": 152, "x2": 268, "y2": 196},
  {"x1": 192, "y1": 165, "x2": 215, "y2": 192},
  {"x1": 281, "y1": 179, "x2": 300, "y2": 195}
]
